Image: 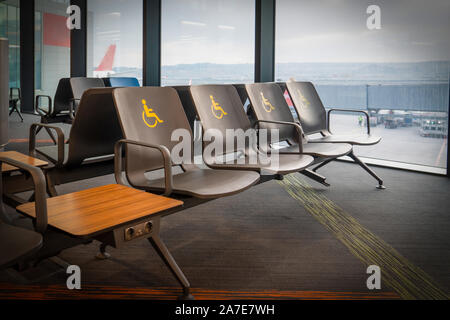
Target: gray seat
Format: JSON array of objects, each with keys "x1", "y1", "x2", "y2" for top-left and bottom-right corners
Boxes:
[
  {"x1": 285, "y1": 81, "x2": 381, "y2": 145},
  {"x1": 34, "y1": 78, "x2": 106, "y2": 144},
  {"x1": 189, "y1": 85, "x2": 314, "y2": 175},
  {"x1": 35, "y1": 78, "x2": 73, "y2": 122},
  {"x1": 35, "y1": 78, "x2": 73, "y2": 144},
  {"x1": 171, "y1": 86, "x2": 199, "y2": 131},
  {"x1": 69, "y1": 77, "x2": 105, "y2": 119},
  {"x1": 0, "y1": 223, "x2": 43, "y2": 269},
  {"x1": 285, "y1": 81, "x2": 385, "y2": 189},
  {"x1": 112, "y1": 86, "x2": 260, "y2": 199},
  {"x1": 103, "y1": 77, "x2": 140, "y2": 87},
  {"x1": 243, "y1": 82, "x2": 352, "y2": 158},
  {"x1": 308, "y1": 133, "x2": 381, "y2": 145},
  {"x1": 30, "y1": 88, "x2": 123, "y2": 196},
  {"x1": 33, "y1": 88, "x2": 121, "y2": 168},
  {"x1": 0, "y1": 157, "x2": 44, "y2": 269}
]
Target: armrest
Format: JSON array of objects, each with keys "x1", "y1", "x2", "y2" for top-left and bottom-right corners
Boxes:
[
  {"x1": 114, "y1": 139, "x2": 173, "y2": 196},
  {"x1": 29, "y1": 123, "x2": 65, "y2": 167},
  {"x1": 327, "y1": 108, "x2": 371, "y2": 135},
  {"x1": 69, "y1": 98, "x2": 81, "y2": 120},
  {"x1": 35, "y1": 95, "x2": 52, "y2": 117},
  {"x1": 253, "y1": 119, "x2": 304, "y2": 153},
  {"x1": 0, "y1": 157, "x2": 48, "y2": 233}
]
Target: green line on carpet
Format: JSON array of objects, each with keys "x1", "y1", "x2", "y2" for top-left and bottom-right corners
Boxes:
[{"x1": 278, "y1": 174, "x2": 448, "y2": 300}]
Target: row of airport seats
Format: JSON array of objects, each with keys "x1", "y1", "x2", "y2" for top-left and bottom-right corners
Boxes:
[
  {"x1": 34, "y1": 77, "x2": 139, "y2": 143},
  {"x1": 0, "y1": 80, "x2": 383, "y2": 299}
]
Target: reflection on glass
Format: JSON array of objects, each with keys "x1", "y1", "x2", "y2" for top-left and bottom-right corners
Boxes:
[
  {"x1": 0, "y1": 0, "x2": 20, "y2": 89},
  {"x1": 276, "y1": 0, "x2": 449, "y2": 169},
  {"x1": 161, "y1": 0, "x2": 255, "y2": 86},
  {"x1": 34, "y1": 0, "x2": 71, "y2": 110},
  {"x1": 87, "y1": 0, "x2": 143, "y2": 83}
]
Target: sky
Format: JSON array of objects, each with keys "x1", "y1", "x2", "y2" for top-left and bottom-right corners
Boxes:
[
  {"x1": 161, "y1": 0, "x2": 255, "y2": 66},
  {"x1": 87, "y1": 0, "x2": 450, "y2": 68},
  {"x1": 87, "y1": 0, "x2": 143, "y2": 70},
  {"x1": 276, "y1": 0, "x2": 450, "y2": 63}
]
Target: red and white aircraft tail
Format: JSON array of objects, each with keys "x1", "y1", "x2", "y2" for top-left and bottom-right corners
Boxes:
[{"x1": 93, "y1": 44, "x2": 116, "y2": 77}]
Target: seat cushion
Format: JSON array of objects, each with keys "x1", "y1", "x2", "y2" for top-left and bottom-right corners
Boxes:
[
  {"x1": 205, "y1": 153, "x2": 314, "y2": 175},
  {"x1": 0, "y1": 223, "x2": 42, "y2": 269},
  {"x1": 36, "y1": 144, "x2": 113, "y2": 165},
  {"x1": 36, "y1": 144, "x2": 69, "y2": 164},
  {"x1": 279, "y1": 142, "x2": 352, "y2": 158},
  {"x1": 309, "y1": 134, "x2": 381, "y2": 146},
  {"x1": 145, "y1": 168, "x2": 260, "y2": 199},
  {"x1": 43, "y1": 114, "x2": 72, "y2": 123}
]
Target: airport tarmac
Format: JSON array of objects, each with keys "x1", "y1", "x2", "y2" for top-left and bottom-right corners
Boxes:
[{"x1": 327, "y1": 113, "x2": 447, "y2": 169}]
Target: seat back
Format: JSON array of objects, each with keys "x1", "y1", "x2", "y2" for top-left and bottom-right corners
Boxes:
[
  {"x1": 286, "y1": 81, "x2": 327, "y2": 134},
  {"x1": 245, "y1": 82, "x2": 298, "y2": 146},
  {"x1": 112, "y1": 87, "x2": 194, "y2": 184},
  {"x1": 231, "y1": 84, "x2": 250, "y2": 105},
  {"x1": 65, "y1": 88, "x2": 122, "y2": 167},
  {"x1": 52, "y1": 78, "x2": 73, "y2": 116},
  {"x1": 70, "y1": 77, "x2": 106, "y2": 101},
  {"x1": 103, "y1": 77, "x2": 140, "y2": 87},
  {"x1": 190, "y1": 85, "x2": 253, "y2": 156},
  {"x1": 232, "y1": 84, "x2": 256, "y2": 123},
  {"x1": 171, "y1": 86, "x2": 198, "y2": 131}
]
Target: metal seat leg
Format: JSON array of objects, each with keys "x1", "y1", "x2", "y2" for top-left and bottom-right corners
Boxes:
[
  {"x1": 348, "y1": 151, "x2": 385, "y2": 189},
  {"x1": 95, "y1": 243, "x2": 111, "y2": 260},
  {"x1": 44, "y1": 127, "x2": 57, "y2": 144},
  {"x1": 148, "y1": 234, "x2": 194, "y2": 300},
  {"x1": 300, "y1": 169, "x2": 330, "y2": 187},
  {"x1": 312, "y1": 158, "x2": 334, "y2": 172},
  {"x1": 9, "y1": 103, "x2": 23, "y2": 122}
]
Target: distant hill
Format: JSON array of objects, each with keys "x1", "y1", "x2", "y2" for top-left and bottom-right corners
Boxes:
[
  {"x1": 159, "y1": 61, "x2": 450, "y2": 86},
  {"x1": 276, "y1": 61, "x2": 450, "y2": 85}
]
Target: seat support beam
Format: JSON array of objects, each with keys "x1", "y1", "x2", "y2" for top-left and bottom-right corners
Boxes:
[
  {"x1": 312, "y1": 158, "x2": 334, "y2": 172},
  {"x1": 300, "y1": 169, "x2": 330, "y2": 187},
  {"x1": 147, "y1": 218, "x2": 194, "y2": 300},
  {"x1": 348, "y1": 151, "x2": 385, "y2": 189}
]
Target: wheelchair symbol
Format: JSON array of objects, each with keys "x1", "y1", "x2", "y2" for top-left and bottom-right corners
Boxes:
[
  {"x1": 142, "y1": 99, "x2": 164, "y2": 128},
  {"x1": 260, "y1": 92, "x2": 275, "y2": 113},
  {"x1": 297, "y1": 90, "x2": 310, "y2": 108},
  {"x1": 210, "y1": 95, "x2": 228, "y2": 120}
]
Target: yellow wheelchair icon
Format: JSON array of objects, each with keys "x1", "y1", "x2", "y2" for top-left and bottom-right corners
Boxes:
[
  {"x1": 260, "y1": 92, "x2": 275, "y2": 113},
  {"x1": 297, "y1": 90, "x2": 310, "y2": 108},
  {"x1": 142, "y1": 99, "x2": 164, "y2": 128},
  {"x1": 210, "y1": 95, "x2": 228, "y2": 120}
]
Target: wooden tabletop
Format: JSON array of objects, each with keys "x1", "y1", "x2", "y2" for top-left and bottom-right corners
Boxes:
[
  {"x1": 16, "y1": 184, "x2": 183, "y2": 237},
  {"x1": 0, "y1": 151, "x2": 48, "y2": 173}
]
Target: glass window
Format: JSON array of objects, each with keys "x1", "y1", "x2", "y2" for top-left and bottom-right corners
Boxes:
[
  {"x1": 34, "y1": 0, "x2": 71, "y2": 109},
  {"x1": 0, "y1": 4, "x2": 6, "y2": 37},
  {"x1": 276, "y1": 0, "x2": 449, "y2": 170},
  {"x1": 1, "y1": 1, "x2": 20, "y2": 89},
  {"x1": 161, "y1": 0, "x2": 255, "y2": 86},
  {"x1": 87, "y1": 0, "x2": 143, "y2": 83}
]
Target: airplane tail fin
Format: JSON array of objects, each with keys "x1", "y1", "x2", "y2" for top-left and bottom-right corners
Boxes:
[{"x1": 95, "y1": 44, "x2": 116, "y2": 71}]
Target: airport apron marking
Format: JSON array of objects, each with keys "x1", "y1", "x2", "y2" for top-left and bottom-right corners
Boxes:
[{"x1": 278, "y1": 174, "x2": 448, "y2": 300}]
